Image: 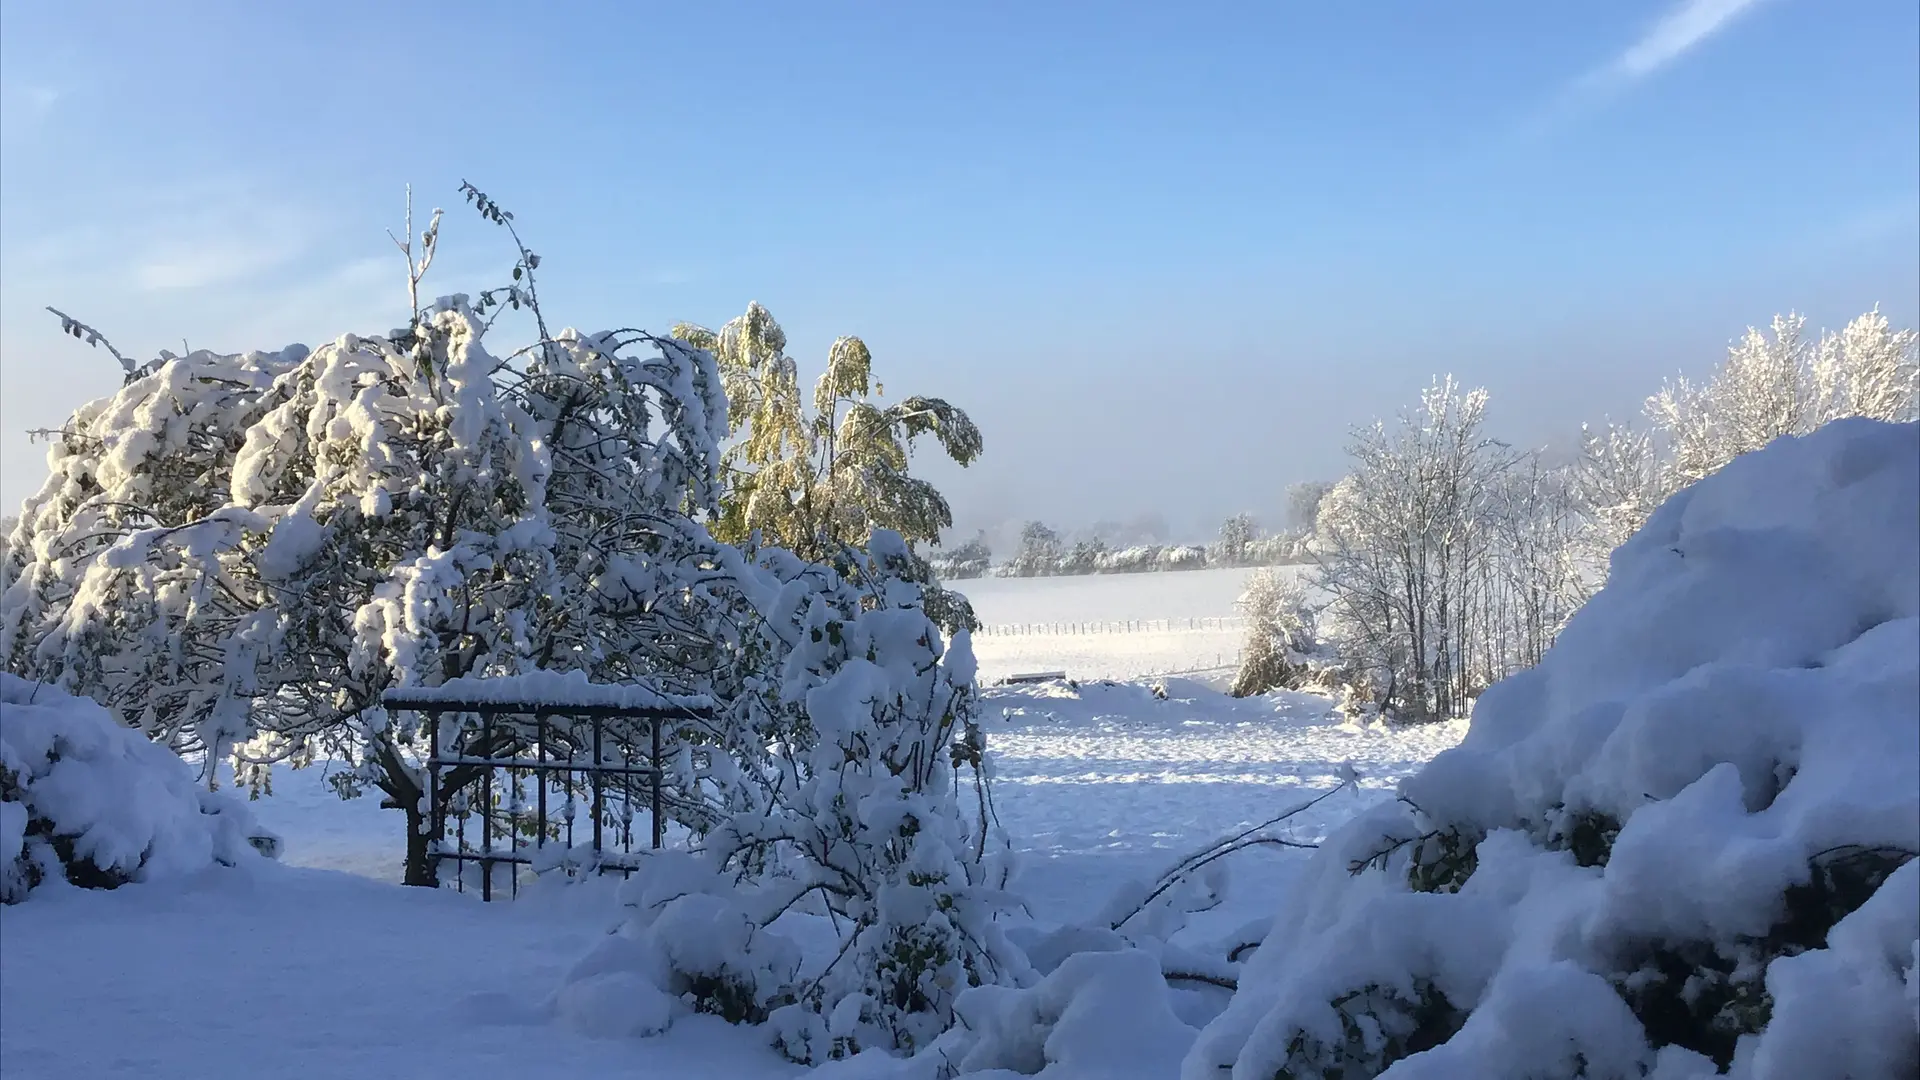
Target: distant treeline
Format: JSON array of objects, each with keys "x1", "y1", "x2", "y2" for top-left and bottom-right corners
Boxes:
[{"x1": 929, "y1": 510, "x2": 1320, "y2": 580}]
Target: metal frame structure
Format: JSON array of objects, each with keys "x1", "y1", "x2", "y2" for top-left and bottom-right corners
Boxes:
[{"x1": 381, "y1": 687, "x2": 712, "y2": 901}]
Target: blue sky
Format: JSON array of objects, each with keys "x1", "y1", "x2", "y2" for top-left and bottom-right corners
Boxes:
[{"x1": 2, "y1": 0, "x2": 1915, "y2": 538}]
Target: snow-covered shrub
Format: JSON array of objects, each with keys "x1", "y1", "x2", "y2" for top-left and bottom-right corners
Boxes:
[
  {"x1": 1231, "y1": 569, "x2": 1330, "y2": 698},
  {"x1": 929, "y1": 533, "x2": 992, "y2": 581},
  {"x1": 1094, "y1": 544, "x2": 1164, "y2": 574},
  {"x1": 1, "y1": 673, "x2": 270, "y2": 901},
  {"x1": 1187, "y1": 419, "x2": 1920, "y2": 1079},
  {"x1": 552, "y1": 531, "x2": 1027, "y2": 1064},
  {"x1": 858, "y1": 948, "x2": 1202, "y2": 1079}
]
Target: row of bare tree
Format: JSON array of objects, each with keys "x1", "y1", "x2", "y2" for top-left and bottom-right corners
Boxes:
[{"x1": 1304, "y1": 308, "x2": 1916, "y2": 720}]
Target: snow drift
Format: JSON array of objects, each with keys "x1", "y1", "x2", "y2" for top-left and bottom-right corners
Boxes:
[
  {"x1": 1, "y1": 674, "x2": 274, "y2": 902},
  {"x1": 1184, "y1": 417, "x2": 1920, "y2": 1077}
]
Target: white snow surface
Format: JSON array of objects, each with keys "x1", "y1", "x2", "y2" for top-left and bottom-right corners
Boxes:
[
  {"x1": 956, "y1": 567, "x2": 1303, "y2": 683},
  {"x1": 1, "y1": 674, "x2": 269, "y2": 901},
  {"x1": 955, "y1": 567, "x2": 1273, "y2": 626},
  {"x1": 0, "y1": 672, "x2": 1462, "y2": 1078}
]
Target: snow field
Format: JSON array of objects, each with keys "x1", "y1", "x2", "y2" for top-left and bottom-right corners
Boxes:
[
  {"x1": 955, "y1": 566, "x2": 1307, "y2": 684},
  {"x1": 1, "y1": 676, "x2": 1465, "y2": 1079},
  {"x1": 983, "y1": 679, "x2": 1467, "y2": 929}
]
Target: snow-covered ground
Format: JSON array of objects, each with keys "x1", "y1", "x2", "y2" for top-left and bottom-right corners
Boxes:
[
  {"x1": 0, "y1": 678, "x2": 1464, "y2": 1079},
  {"x1": 982, "y1": 679, "x2": 1466, "y2": 931},
  {"x1": 955, "y1": 566, "x2": 1306, "y2": 684},
  {"x1": 18, "y1": 410, "x2": 1908, "y2": 1080},
  {"x1": 956, "y1": 567, "x2": 1272, "y2": 626}
]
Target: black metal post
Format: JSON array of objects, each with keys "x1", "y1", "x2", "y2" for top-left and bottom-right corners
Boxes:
[
  {"x1": 536, "y1": 716, "x2": 547, "y2": 863},
  {"x1": 426, "y1": 707, "x2": 440, "y2": 886},
  {"x1": 481, "y1": 710, "x2": 493, "y2": 903},
  {"x1": 591, "y1": 714, "x2": 604, "y2": 866},
  {"x1": 651, "y1": 717, "x2": 665, "y2": 849}
]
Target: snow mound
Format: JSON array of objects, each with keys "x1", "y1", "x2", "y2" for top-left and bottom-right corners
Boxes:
[
  {"x1": 1185, "y1": 419, "x2": 1920, "y2": 1079},
  {"x1": 1, "y1": 674, "x2": 273, "y2": 901},
  {"x1": 814, "y1": 948, "x2": 1199, "y2": 1080}
]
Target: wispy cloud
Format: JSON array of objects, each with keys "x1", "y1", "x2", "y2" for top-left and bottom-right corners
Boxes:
[
  {"x1": 1587, "y1": 0, "x2": 1770, "y2": 89},
  {"x1": 1511, "y1": 0, "x2": 1773, "y2": 140}
]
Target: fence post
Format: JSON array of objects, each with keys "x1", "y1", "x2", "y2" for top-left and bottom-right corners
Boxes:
[
  {"x1": 535, "y1": 716, "x2": 547, "y2": 866},
  {"x1": 480, "y1": 710, "x2": 493, "y2": 903},
  {"x1": 425, "y1": 708, "x2": 440, "y2": 888},
  {"x1": 651, "y1": 717, "x2": 665, "y2": 849},
  {"x1": 591, "y1": 714, "x2": 604, "y2": 866}
]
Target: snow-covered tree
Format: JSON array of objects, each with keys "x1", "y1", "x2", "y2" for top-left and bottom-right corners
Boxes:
[
  {"x1": 2, "y1": 189, "x2": 737, "y2": 884},
  {"x1": 671, "y1": 304, "x2": 982, "y2": 564},
  {"x1": 1571, "y1": 419, "x2": 1664, "y2": 568},
  {"x1": 1648, "y1": 313, "x2": 1813, "y2": 488},
  {"x1": 1285, "y1": 480, "x2": 1333, "y2": 536},
  {"x1": 1002, "y1": 521, "x2": 1061, "y2": 578},
  {"x1": 1312, "y1": 378, "x2": 1515, "y2": 720},
  {"x1": 5, "y1": 188, "x2": 1029, "y2": 1059},
  {"x1": 1215, "y1": 512, "x2": 1257, "y2": 566},
  {"x1": 1810, "y1": 305, "x2": 1918, "y2": 426},
  {"x1": 928, "y1": 531, "x2": 992, "y2": 580},
  {"x1": 1483, "y1": 454, "x2": 1585, "y2": 673},
  {"x1": 1646, "y1": 308, "x2": 1917, "y2": 489},
  {"x1": 1057, "y1": 536, "x2": 1108, "y2": 576}
]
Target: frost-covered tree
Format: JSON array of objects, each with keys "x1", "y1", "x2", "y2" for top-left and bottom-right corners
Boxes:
[
  {"x1": 1810, "y1": 305, "x2": 1918, "y2": 426},
  {"x1": 1002, "y1": 521, "x2": 1062, "y2": 578},
  {"x1": 1285, "y1": 480, "x2": 1333, "y2": 535},
  {"x1": 928, "y1": 531, "x2": 992, "y2": 580},
  {"x1": 1571, "y1": 419, "x2": 1664, "y2": 567},
  {"x1": 1058, "y1": 536, "x2": 1108, "y2": 576},
  {"x1": 1484, "y1": 454, "x2": 1585, "y2": 673},
  {"x1": 671, "y1": 304, "x2": 982, "y2": 563},
  {"x1": 1312, "y1": 378, "x2": 1515, "y2": 720},
  {"x1": 1648, "y1": 313, "x2": 1813, "y2": 488},
  {"x1": 1215, "y1": 512, "x2": 1257, "y2": 566},
  {"x1": 1647, "y1": 308, "x2": 1917, "y2": 489}
]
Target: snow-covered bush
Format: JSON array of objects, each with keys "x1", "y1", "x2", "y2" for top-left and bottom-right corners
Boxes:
[
  {"x1": 552, "y1": 531, "x2": 1027, "y2": 1063},
  {"x1": 1187, "y1": 418, "x2": 1920, "y2": 1078},
  {"x1": 930, "y1": 533, "x2": 993, "y2": 580},
  {"x1": 1230, "y1": 569, "x2": 1330, "y2": 698},
  {"x1": 2, "y1": 673, "x2": 272, "y2": 902}
]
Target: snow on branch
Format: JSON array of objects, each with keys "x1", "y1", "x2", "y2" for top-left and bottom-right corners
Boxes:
[{"x1": 382, "y1": 672, "x2": 713, "y2": 715}]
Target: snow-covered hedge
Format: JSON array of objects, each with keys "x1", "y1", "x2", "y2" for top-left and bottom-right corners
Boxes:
[
  {"x1": 1, "y1": 674, "x2": 275, "y2": 902},
  {"x1": 1186, "y1": 418, "x2": 1920, "y2": 1078}
]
